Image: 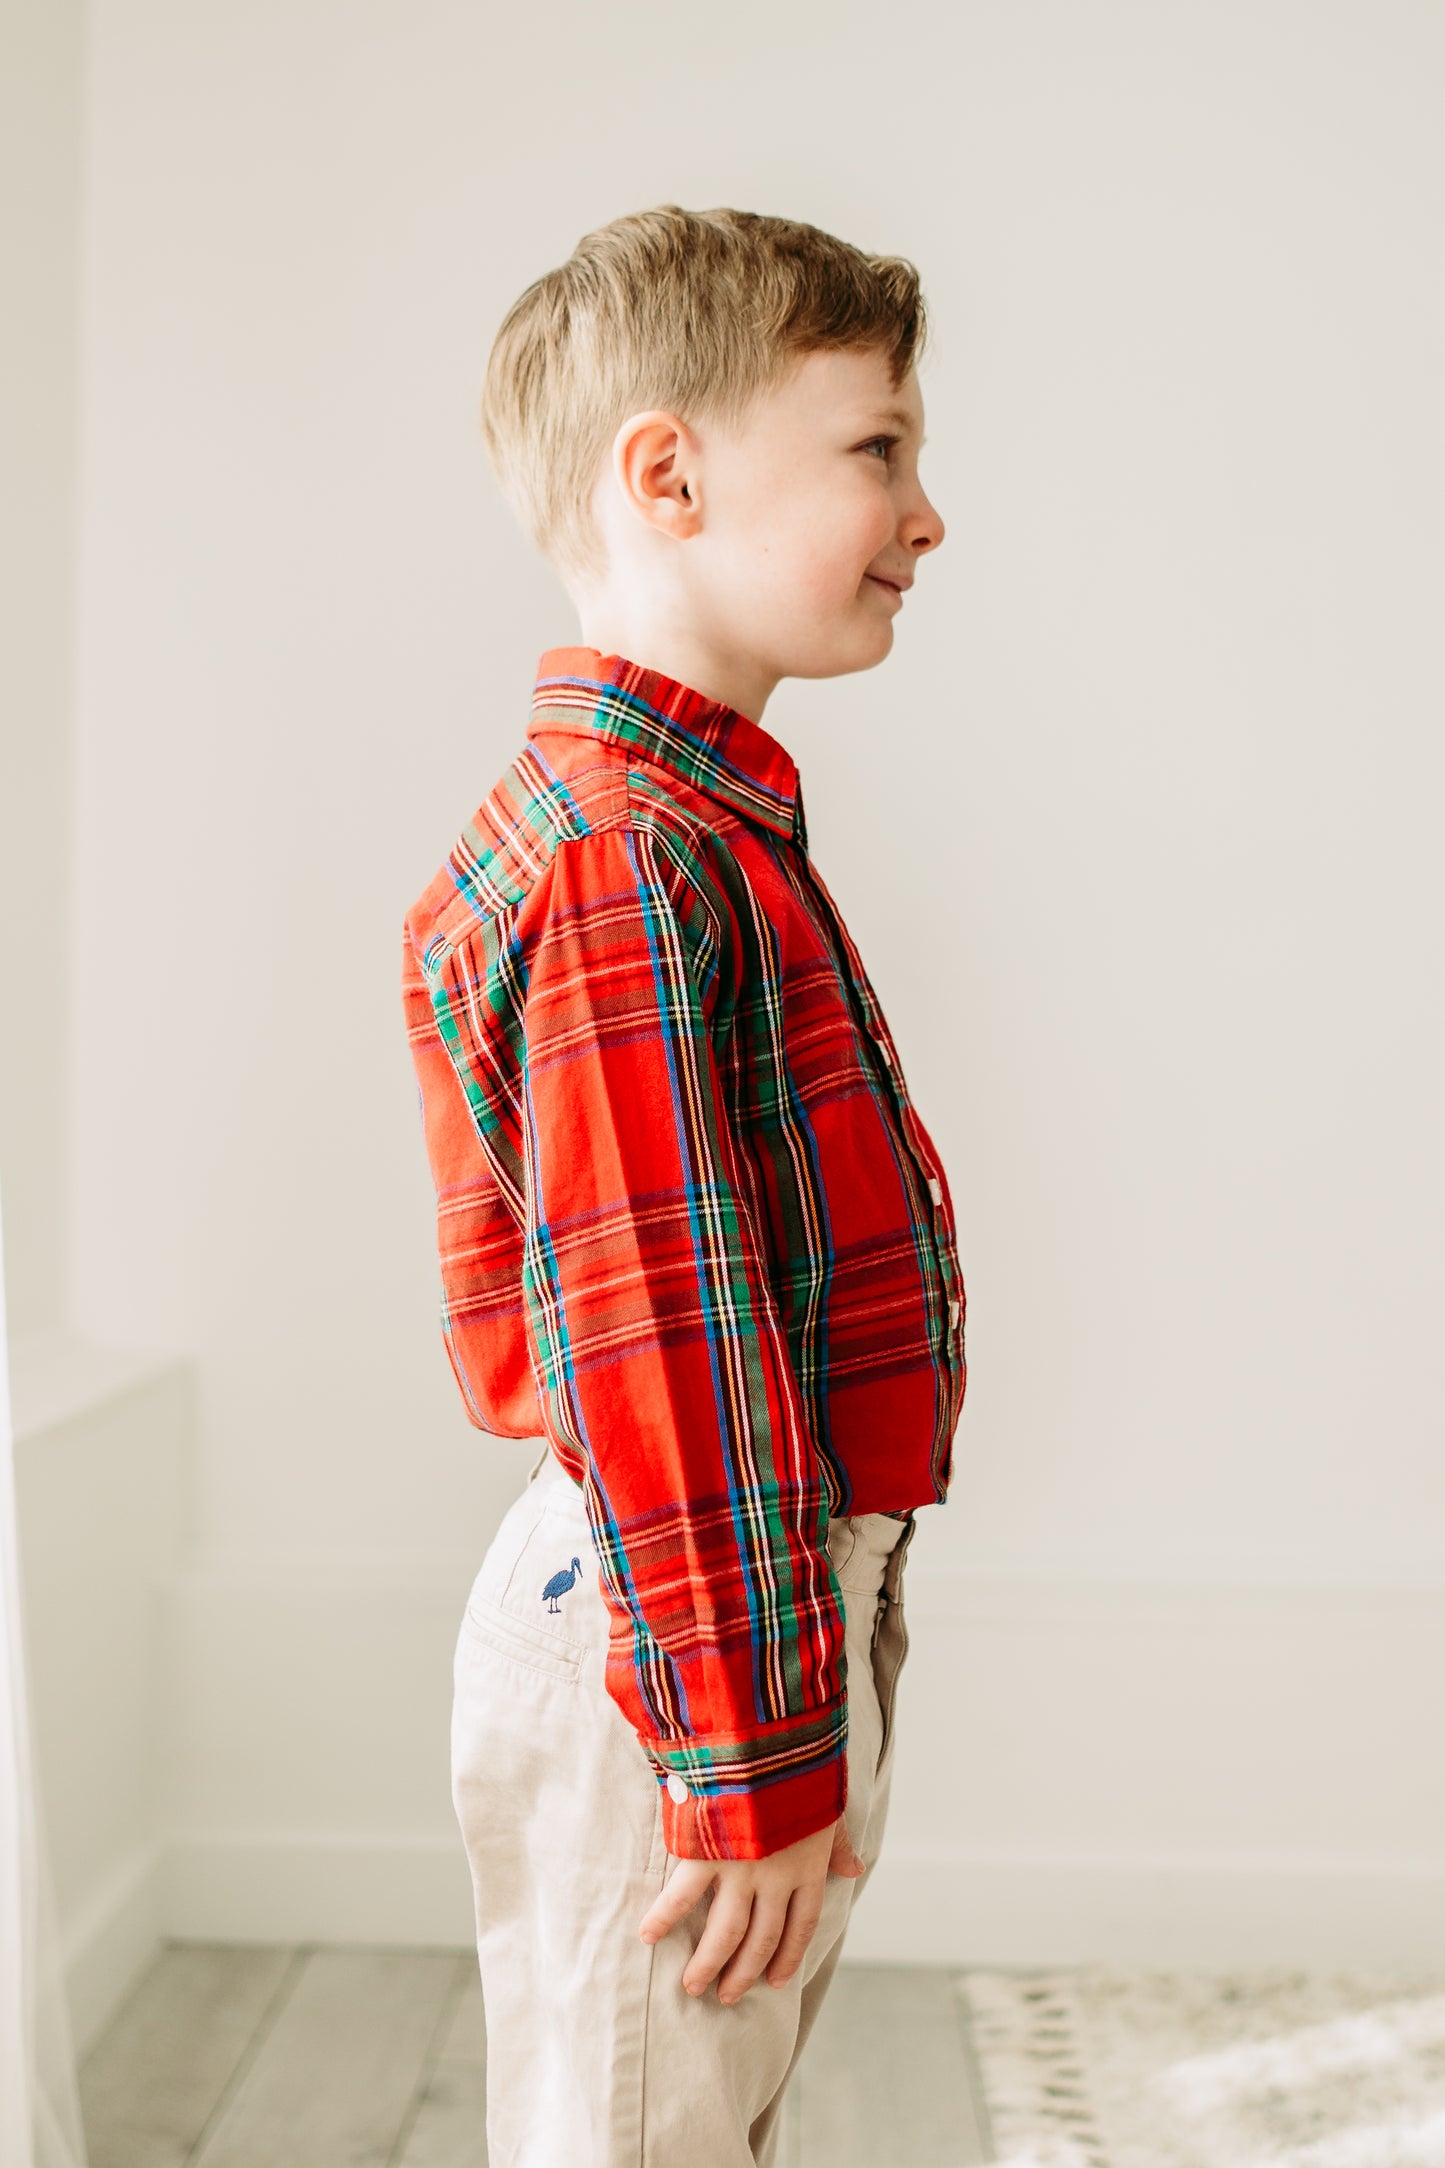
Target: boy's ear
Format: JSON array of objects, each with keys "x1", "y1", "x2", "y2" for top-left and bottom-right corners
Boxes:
[{"x1": 610, "y1": 410, "x2": 704, "y2": 542}]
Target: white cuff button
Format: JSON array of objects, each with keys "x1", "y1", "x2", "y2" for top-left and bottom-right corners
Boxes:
[
  {"x1": 927, "y1": 1176, "x2": 943, "y2": 1205},
  {"x1": 666, "y1": 1772, "x2": 690, "y2": 1804}
]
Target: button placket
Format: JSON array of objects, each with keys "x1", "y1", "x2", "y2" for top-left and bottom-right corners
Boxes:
[
  {"x1": 916, "y1": 1155, "x2": 964, "y2": 1389},
  {"x1": 796, "y1": 844, "x2": 964, "y2": 1400}
]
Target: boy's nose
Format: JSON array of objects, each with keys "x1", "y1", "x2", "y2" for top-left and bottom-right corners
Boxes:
[{"x1": 901, "y1": 491, "x2": 945, "y2": 556}]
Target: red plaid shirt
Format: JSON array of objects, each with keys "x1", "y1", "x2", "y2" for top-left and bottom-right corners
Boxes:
[{"x1": 402, "y1": 646, "x2": 966, "y2": 1858}]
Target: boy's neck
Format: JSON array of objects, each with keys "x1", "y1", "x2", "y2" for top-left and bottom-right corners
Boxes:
[{"x1": 571, "y1": 612, "x2": 779, "y2": 727}]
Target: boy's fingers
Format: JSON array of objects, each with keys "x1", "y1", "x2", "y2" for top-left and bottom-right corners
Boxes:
[
  {"x1": 682, "y1": 1890, "x2": 755, "y2": 1996},
  {"x1": 765, "y1": 1884, "x2": 826, "y2": 1987},
  {"x1": 715, "y1": 1897, "x2": 791, "y2": 2004},
  {"x1": 637, "y1": 1861, "x2": 714, "y2": 1944}
]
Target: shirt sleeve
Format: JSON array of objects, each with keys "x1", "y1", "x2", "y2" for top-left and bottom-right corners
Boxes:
[{"x1": 518, "y1": 819, "x2": 850, "y2": 1861}]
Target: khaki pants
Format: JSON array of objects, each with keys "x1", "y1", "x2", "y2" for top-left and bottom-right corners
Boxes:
[{"x1": 450, "y1": 1441, "x2": 918, "y2": 2166}]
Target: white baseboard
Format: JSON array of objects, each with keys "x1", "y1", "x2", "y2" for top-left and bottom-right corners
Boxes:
[
  {"x1": 161, "y1": 1829, "x2": 476, "y2": 1946},
  {"x1": 60, "y1": 1826, "x2": 1445, "y2": 2000},
  {"x1": 848, "y1": 1846, "x2": 1445, "y2": 1970}
]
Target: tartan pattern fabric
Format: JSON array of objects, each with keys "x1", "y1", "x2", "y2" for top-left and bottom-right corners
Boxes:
[{"x1": 402, "y1": 646, "x2": 966, "y2": 1859}]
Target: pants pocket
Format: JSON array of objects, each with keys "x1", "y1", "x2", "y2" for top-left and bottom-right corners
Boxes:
[{"x1": 451, "y1": 1474, "x2": 661, "y2": 1894}]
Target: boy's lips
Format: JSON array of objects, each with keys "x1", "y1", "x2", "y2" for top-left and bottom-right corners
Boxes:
[{"x1": 865, "y1": 573, "x2": 909, "y2": 599}]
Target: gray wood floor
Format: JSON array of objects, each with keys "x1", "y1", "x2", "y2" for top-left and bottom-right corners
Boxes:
[{"x1": 78, "y1": 1941, "x2": 994, "y2": 2166}]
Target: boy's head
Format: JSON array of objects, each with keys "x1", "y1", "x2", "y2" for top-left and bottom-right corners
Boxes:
[{"x1": 480, "y1": 205, "x2": 945, "y2": 710}]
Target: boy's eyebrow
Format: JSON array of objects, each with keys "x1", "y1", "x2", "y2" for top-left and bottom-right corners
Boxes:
[{"x1": 862, "y1": 406, "x2": 927, "y2": 446}]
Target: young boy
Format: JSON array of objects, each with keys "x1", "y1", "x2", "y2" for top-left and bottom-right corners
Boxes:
[{"x1": 401, "y1": 204, "x2": 966, "y2": 2165}]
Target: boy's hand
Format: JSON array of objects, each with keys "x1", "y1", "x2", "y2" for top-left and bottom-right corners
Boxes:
[{"x1": 638, "y1": 1815, "x2": 866, "y2": 2004}]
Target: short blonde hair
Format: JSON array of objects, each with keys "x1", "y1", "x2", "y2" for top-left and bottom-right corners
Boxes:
[{"x1": 479, "y1": 204, "x2": 930, "y2": 586}]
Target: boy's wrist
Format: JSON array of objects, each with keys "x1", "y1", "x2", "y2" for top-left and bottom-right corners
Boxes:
[{"x1": 654, "y1": 1743, "x2": 848, "y2": 1862}]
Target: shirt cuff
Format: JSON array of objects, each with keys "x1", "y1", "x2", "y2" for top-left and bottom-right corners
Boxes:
[{"x1": 645, "y1": 1701, "x2": 850, "y2": 1860}]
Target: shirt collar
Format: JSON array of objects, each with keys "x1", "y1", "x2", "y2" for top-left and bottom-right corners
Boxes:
[{"x1": 528, "y1": 646, "x2": 805, "y2": 846}]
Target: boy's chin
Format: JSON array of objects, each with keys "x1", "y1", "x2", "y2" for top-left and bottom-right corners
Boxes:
[
  {"x1": 849, "y1": 611, "x2": 896, "y2": 662},
  {"x1": 769, "y1": 612, "x2": 895, "y2": 683},
  {"x1": 823, "y1": 615, "x2": 892, "y2": 672}
]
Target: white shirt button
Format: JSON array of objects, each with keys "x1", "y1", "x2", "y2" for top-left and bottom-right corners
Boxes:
[
  {"x1": 666, "y1": 1772, "x2": 690, "y2": 1804},
  {"x1": 948, "y1": 1297, "x2": 961, "y2": 1325},
  {"x1": 927, "y1": 1176, "x2": 943, "y2": 1206}
]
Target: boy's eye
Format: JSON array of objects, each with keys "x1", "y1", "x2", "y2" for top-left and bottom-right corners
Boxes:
[{"x1": 859, "y1": 435, "x2": 898, "y2": 461}]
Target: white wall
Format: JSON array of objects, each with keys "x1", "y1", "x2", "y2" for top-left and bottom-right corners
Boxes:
[
  {"x1": 51, "y1": 0, "x2": 1445, "y2": 1963},
  {"x1": 0, "y1": 0, "x2": 85, "y2": 1335}
]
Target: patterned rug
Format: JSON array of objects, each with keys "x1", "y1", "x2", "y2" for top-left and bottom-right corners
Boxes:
[{"x1": 957, "y1": 1966, "x2": 1445, "y2": 2168}]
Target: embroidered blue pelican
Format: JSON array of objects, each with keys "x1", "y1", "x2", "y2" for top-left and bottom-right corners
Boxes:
[{"x1": 542, "y1": 1557, "x2": 584, "y2": 1613}]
